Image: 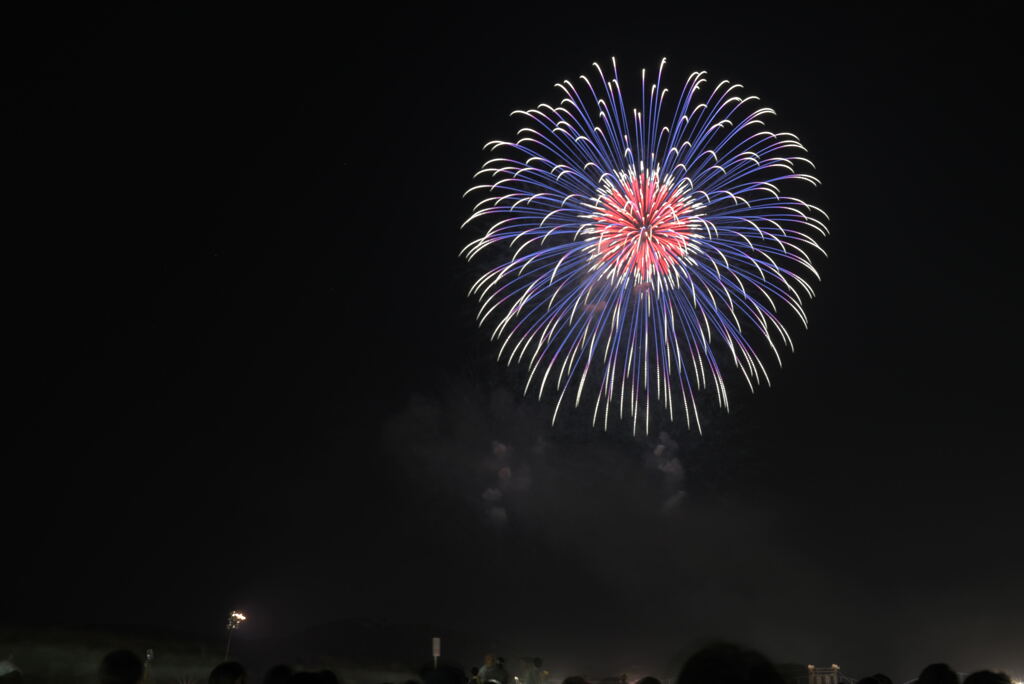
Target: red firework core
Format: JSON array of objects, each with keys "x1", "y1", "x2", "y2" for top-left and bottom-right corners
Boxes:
[{"x1": 591, "y1": 172, "x2": 693, "y2": 281}]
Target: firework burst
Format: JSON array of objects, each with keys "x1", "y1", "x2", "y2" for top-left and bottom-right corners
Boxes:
[{"x1": 461, "y1": 59, "x2": 828, "y2": 433}]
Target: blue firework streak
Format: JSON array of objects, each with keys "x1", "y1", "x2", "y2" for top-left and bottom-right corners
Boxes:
[{"x1": 461, "y1": 59, "x2": 828, "y2": 434}]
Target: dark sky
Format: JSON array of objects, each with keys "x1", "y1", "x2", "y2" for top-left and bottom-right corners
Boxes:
[{"x1": 4, "y1": 4, "x2": 1021, "y2": 681}]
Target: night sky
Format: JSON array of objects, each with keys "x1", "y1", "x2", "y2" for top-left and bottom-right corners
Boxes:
[{"x1": 4, "y1": 5, "x2": 1021, "y2": 680}]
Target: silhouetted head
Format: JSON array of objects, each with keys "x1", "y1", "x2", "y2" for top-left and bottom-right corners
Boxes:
[
  {"x1": 210, "y1": 662, "x2": 247, "y2": 684},
  {"x1": 423, "y1": 665, "x2": 468, "y2": 684},
  {"x1": 99, "y1": 650, "x2": 144, "y2": 684},
  {"x1": 563, "y1": 677, "x2": 589, "y2": 684},
  {"x1": 288, "y1": 674, "x2": 320, "y2": 684},
  {"x1": 872, "y1": 675, "x2": 893, "y2": 684},
  {"x1": 638, "y1": 677, "x2": 662, "y2": 684},
  {"x1": 676, "y1": 644, "x2": 784, "y2": 684},
  {"x1": 264, "y1": 666, "x2": 295, "y2": 684},
  {"x1": 963, "y1": 672, "x2": 1011, "y2": 684},
  {"x1": 534, "y1": 660, "x2": 543, "y2": 670},
  {"x1": 856, "y1": 677, "x2": 881, "y2": 684},
  {"x1": 917, "y1": 664, "x2": 959, "y2": 684},
  {"x1": 317, "y1": 671, "x2": 341, "y2": 684},
  {"x1": 472, "y1": 668, "x2": 480, "y2": 677}
]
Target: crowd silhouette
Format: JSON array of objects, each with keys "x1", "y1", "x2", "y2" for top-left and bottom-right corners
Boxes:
[{"x1": 0, "y1": 644, "x2": 1016, "y2": 684}]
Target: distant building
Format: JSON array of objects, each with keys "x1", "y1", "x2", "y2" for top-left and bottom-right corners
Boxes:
[{"x1": 808, "y1": 665, "x2": 842, "y2": 684}]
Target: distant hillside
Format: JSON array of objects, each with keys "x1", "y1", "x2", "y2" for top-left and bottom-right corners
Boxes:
[
  {"x1": 268, "y1": 617, "x2": 494, "y2": 671},
  {"x1": 0, "y1": 623, "x2": 220, "y2": 683},
  {"x1": 0, "y1": 620, "x2": 473, "y2": 684}
]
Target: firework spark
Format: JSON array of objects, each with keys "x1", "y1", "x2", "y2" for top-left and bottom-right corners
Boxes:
[{"x1": 461, "y1": 59, "x2": 828, "y2": 433}]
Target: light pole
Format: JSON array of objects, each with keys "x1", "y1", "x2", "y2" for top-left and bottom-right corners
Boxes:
[{"x1": 224, "y1": 611, "x2": 246, "y2": 661}]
